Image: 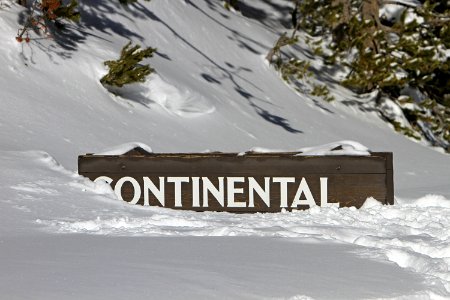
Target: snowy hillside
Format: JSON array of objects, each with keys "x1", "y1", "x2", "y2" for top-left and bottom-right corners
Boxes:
[{"x1": 1, "y1": 0, "x2": 449, "y2": 299}]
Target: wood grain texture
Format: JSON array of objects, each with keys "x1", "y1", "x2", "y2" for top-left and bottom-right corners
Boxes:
[{"x1": 78, "y1": 152, "x2": 394, "y2": 212}]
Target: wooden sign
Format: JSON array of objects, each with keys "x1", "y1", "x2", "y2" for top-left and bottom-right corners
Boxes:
[{"x1": 78, "y1": 149, "x2": 393, "y2": 212}]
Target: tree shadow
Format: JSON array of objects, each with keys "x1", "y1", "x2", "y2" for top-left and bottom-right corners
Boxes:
[
  {"x1": 17, "y1": 0, "x2": 145, "y2": 59},
  {"x1": 308, "y1": 65, "x2": 338, "y2": 90},
  {"x1": 251, "y1": 102, "x2": 304, "y2": 133},
  {"x1": 341, "y1": 96, "x2": 380, "y2": 113},
  {"x1": 104, "y1": 83, "x2": 156, "y2": 109},
  {"x1": 287, "y1": 78, "x2": 335, "y2": 115},
  {"x1": 147, "y1": 1, "x2": 300, "y2": 133},
  {"x1": 78, "y1": 0, "x2": 143, "y2": 41},
  {"x1": 15, "y1": 0, "x2": 303, "y2": 134},
  {"x1": 183, "y1": 0, "x2": 269, "y2": 55},
  {"x1": 202, "y1": 0, "x2": 294, "y2": 32},
  {"x1": 190, "y1": 1, "x2": 333, "y2": 119},
  {"x1": 239, "y1": 0, "x2": 294, "y2": 30},
  {"x1": 155, "y1": 50, "x2": 171, "y2": 61},
  {"x1": 201, "y1": 73, "x2": 221, "y2": 84}
]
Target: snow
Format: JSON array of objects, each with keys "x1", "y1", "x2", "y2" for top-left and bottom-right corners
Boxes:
[
  {"x1": 378, "y1": 96, "x2": 412, "y2": 129},
  {"x1": 1, "y1": 0, "x2": 450, "y2": 299},
  {"x1": 379, "y1": 0, "x2": 421, "y2": 24},
  {"x1": 94, "y1": 142, "x2": 153, "y2": 155},
  {"x1": 2, "y1": 150, "x2": 450, "y2": 299},
  {"x1": 240, "y1": 141, "x2": 370, "y2": 156},
  {"x1": 404, "y1": 9, "x2": 425, "y2": 25},
  {"x1": 106, "y1": 74, "x2": 216, "y2": 117},
  {"x1": 240, "y1": 146, "x2": 290, "y2": 154},
  {"x1": 0, "y1": 235, "x2": 431, "y2": 300},
  {"x1": 296, "y1": 140, "x2": 370, "y2": 156}
]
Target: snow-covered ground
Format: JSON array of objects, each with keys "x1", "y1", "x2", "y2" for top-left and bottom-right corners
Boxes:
[{"x1": 1, "y1": 0, "x2": 449, "y2": 299}]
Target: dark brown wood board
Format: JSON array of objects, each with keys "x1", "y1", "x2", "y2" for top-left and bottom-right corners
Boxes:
[{"x1": 78, "y1": 150, "x2": 394, "y2": 212}]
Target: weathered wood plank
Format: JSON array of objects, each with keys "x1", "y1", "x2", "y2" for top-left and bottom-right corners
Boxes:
[
  {"x1": 78, "y1": 151, "x2": 394, "y2": 212},
  {"x1": 79, "y1": 155, "x2": 389, "y2": 175}
]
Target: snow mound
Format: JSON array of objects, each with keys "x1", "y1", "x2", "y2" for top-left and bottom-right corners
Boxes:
[
  {"x1": 94, "y1": 142, "x2": 153, "y2": 156},
  {"x1": 147, "y1": 74, "x2": 216, "y2": 117},
  {"x1": 412, "y1": 194, "x2": 450, "y2": 208},
  {"x1": 360, "y1": 197, "x2": 383, "y2": 209},
  {"x1": 108, "y1": 74, "x2": 215, "y2": 117},
  {"x1": 241, "y1": 141, "x2": 370, "y2": 156},
  {"x1": 297, "y1": 140, "x2": 371, "y2": 156}
]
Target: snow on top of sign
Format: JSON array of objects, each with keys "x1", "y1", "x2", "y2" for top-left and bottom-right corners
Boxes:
[
  {"x1": 296, "y1": 141, "x2": 371, "y2": 156},
  {"x1": 94, "y1": 142, "x2": 153, "y2": 156},
  {"x1": 94, "y1": 141, "x2": 368, "y2": 156},
  {"x1": 239, "y1": 141, "x2": 370, "y2": 156},
  {"x1": 237, "y1": 146, "x2": 288, "y2": 155}
]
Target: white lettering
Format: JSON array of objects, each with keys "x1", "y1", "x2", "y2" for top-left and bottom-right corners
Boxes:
[
  {"x1": 192, "y1": 177, "x2": 200, "y2": 207},
  {"x1": 320, "y1": 177, "x2": 328, "y2": 207},
  {"x1": 167, "y1": 177, "x2": 190, "y2": 207},
  {"x1": 202, "y1": 177, "x2": 224, "y2": 207},
  {"x1": 227, "y1": 177, "x2": 246, "y2": 208},
  {"x1": 143, "y1": 177, "x2": 165, "y2": 206},
  {"x1": 291, "y1": 177, "x2": 316, "y2": 208},
  {"x1": 115, "y1": 176, "x2": 141, "y2": 204},
  {"x1": 248, "y1": 177, "x2": 270, "y2": 208},
  {"x1": 96, "y1": 175, "x2": 333, "y2": 210},
  {"x1": 273, "y1": 177, "x2": 295, "y2": 208},
  {"x1": 320, "y1": 177, "x2": 336, "y2": 207}
]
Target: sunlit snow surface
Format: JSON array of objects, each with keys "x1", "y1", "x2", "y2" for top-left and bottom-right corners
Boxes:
[
  {"x1": 2, "y1": 151, "x2": 449, "y2": 299},
  {"x1": 1, "y1": 0, "x2": 450, "y2": 298}
]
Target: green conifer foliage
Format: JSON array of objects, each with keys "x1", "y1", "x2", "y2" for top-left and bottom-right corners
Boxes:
[
  {"x1": 279, "y1": 58, "x2": 312, "y2": 85},
  {"x1": 16, "y1": 0, "x2": 80, "y2": 42},
  {"x1": 271, "y1": 0, "x2": 449, "y2": 150},
  {"x1": 53, "y1": 0, "x2": 80, "y2": 22},
  {"x1": 311, "y1": 84, "x2": 335, "y2": 102},
  {"x1": 100, "y1": 42, "x2": 157, "y2": 88}
]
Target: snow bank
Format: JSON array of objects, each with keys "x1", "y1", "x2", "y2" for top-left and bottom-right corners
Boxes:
[
  {"x1": 35, "y1": 193, "x2": 449, "y2": 294},
  {"x1": 409, "y1": 194, "x2": 450, "y2": 208},
  {"x1": 40, "y1": 194, "x2": 450, "y2": 295},
  {"x1": 2, "y1": 148, "x2": 450, "y2": 297}
]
